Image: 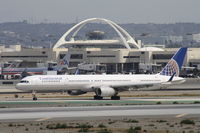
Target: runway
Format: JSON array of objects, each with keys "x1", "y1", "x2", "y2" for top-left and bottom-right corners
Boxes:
[
  {"x1": 0, "y1": 104, "x2": 200, "y2": 122},
  {"x1": 1, "y1": 97, "x2": 200, "y2": 105}
]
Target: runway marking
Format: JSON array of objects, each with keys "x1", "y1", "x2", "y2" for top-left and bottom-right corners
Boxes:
[
  {"x1": 35, "y1": 117, "x2": 52, "y2": 121},
  {"x1": 175, "y1": 113, "x2": 187, "y2": 118}
]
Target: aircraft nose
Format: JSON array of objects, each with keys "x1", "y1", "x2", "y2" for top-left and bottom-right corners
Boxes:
[
  {"x1": 15, "y1": 83, "x2": 23, "y2": 90},
  {"x1": 15, "y1": 83, "x2": 20, "y2": 89}
]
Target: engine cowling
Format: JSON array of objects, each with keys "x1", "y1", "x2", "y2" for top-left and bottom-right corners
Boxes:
[
  {"x1": 67, "y1": 90, "x2": 87, "y2": 95},
  {"x1": 96, "y1": 86, "x2": 116, "y2": 97}
]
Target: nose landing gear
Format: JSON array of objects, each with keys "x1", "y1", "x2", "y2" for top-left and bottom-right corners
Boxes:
[{"x1": 32, "y1": 91, "x2": 37, "y2": 101}]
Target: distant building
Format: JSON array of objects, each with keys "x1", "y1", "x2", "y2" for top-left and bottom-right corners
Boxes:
[
  {"x1": 0, "y1": 45, "x2": 56, "y2": 67},
  {"x1": 192, "y1": 33, "x2": 200, "y2": 42},
  {"x1": 165, "y1": 36, "x2": 183, "y2": 43},
  {"x1": 184, "y1": 33, "x2": 200, "y2": 42}
]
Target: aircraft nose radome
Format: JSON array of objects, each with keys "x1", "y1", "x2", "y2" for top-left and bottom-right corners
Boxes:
[
  {"x1": 15, "y1": 83, "x2": 22, "y2": 90},
  {"x1": 15, "y1": 83, "x2": 20, "y2": 89}
]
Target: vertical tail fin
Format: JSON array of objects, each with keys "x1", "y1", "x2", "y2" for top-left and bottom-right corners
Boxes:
[
  {"x1": 57, "y1": 53, "x2": 70, "y2": 70},
  {"x1": 160, "y1": 47, "x2": 187, "y2": 77},
  {"x1": 59, "y1": 53, "x2": 70, "y2": 67}
]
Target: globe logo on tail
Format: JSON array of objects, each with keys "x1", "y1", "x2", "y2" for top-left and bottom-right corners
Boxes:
[{"x1": 160, "y1": 59, "x2": 179, "y2": 76}]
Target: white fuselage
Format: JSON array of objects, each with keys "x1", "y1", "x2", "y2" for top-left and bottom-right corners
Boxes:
[{"x1": 16, "y1": 74, "x2": 185, "y2": 92}]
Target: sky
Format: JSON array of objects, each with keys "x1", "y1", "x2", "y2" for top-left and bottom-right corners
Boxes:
[{"x1": 0, "y1": 0, "x2": 200, "y2": 24}]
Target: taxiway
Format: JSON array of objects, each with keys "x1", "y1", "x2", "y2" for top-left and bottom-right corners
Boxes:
[{"x1": 0, "y1": 104, "x2": 200, "y2": 122}]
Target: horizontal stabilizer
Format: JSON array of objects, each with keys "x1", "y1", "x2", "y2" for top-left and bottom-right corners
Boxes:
[{"x1": 168, "y1": 72, "x2": 176, "y2": 82}]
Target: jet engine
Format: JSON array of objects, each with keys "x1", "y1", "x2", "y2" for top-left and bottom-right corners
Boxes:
[
  {"x1": 67, "y1": 90, "x2": 87, "y2": 95},
  {"x1": 96, "y1": 86, "x2": 116, "y2": 97}
]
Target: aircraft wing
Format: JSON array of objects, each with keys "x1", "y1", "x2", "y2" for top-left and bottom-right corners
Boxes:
[
  {"x1": 112, "y1": 84, "x2": 155, "y2": 91},
  {"x1": 91, "y1": 82, "x2": 158, "y2": 92}
]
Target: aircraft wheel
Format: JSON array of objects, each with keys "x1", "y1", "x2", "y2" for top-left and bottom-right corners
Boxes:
[
  {"x1": 33, "y1": 97, "x2": 37, "y2": 101},
  {"x1": 111, "y1": 96, "x2": 120, "y2": 100},
  {"x1": 94, "y1": 95, "x2": 103, "y2": 100},
  {"x1": 32, "y1": 90, "x2": 37, "y2": 101}
]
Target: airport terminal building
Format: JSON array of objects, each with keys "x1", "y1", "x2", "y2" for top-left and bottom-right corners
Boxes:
[
  {"x1": 53, "y1": 18, "x2": 200, "y2": 74},
  {"x1": 1, "y1": 18, "x2": 200, "y2": 75},
  {"x1": 56, "y1": 46, "x2": 200, "y2": 74}
]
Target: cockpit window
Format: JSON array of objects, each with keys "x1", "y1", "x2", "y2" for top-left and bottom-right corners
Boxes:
[{"x1": 20, "y1": 80, "x2": 29, "y2": 83}]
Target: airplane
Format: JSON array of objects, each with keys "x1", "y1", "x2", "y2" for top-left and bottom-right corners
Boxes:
[
  {"x1": 0, "y1": 53, "x2": 71, "y2": 77},
  {"x1": 1, "y1": 67, "x2": 47, "y2": 75},
  {"x1": 16, "y1": 47, "x2": 187, "y2": 100}
]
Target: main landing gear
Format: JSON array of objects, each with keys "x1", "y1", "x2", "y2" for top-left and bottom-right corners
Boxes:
[
  {"x1": 94, "y1": 95, "x2": 103, "y2": 100},
  {"x1": 93, "y1": 95, "x2": 120, "y2": 100},
  {"x1": 32, "y1": 91, "x2": 37, "y2": 101},
  {"x1": 111, "y1": 95, "x2": 120, "y2": 100}
]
